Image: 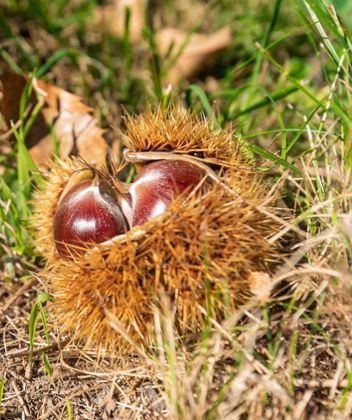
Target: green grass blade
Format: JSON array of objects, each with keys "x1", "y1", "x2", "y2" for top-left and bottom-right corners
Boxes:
[
  {"x1": 122, "y1": 7, "x2": 132, "y2": 72},
  {"x1": 186, "y1": 85, "x2": 214, "y2": 120},
  {"x1": 245, "y1": 0, "x2": 283, "y2": 107},
  {"x1": 246, "y1": 142, "x2": 301, "y2": 175},
  {"x1": 0, "y1": 379, "x2": 4, "y2": 405},
  {"x1": 257, "y1": 44, "x2": 320, "y2": 105},
  {"x1": 282, "y1": 101, "x2": 324, "y2": 157},
  {"x1": 19, "y1": 78, "x2": 34, "y2": 123},
  {"x1": 0, "y1": 15, "x2": 38, "y2": 67},
  {"x1": 0, "y1": 49, "x2": 24, "y2": 75},
  {"x1": 66, "y1": 399, "x2": 73, "y2": 420},
  {"x1": 0, "y1": 379, "x2": 4, "y2": 416},
  {"x1": 28, "y1": 294, "x2": 53, "y2": 373},
  {"x1": 28, "y1": 302, "x2": 38, "y2": 363},
  {"x1": 38, "y1": 302, "x2": 50, "y2": 345},
  {"x1": 27, "y1": 0, "x2": 54, "y2": 32},
  {"x1": 42, "y1": 352, "x2": 53, "y2": 377},
  {"x1": 232, "y1": 84, "x2": 298, "y2": 118},
  {"x1": 143, "y1": 26, "x2": 163, "y2": 100},
  {"x1": 296, "y1": 0, "x2": 345, "y2": 51},
  {"x1": 36, "y1": 292, "x2": 53, "y2": 305},
  {"x1": 36, "y1": 48, "x2": 79, "y2": 78}
]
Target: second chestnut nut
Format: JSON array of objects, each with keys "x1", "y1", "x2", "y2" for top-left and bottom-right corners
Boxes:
[
  {"x1": 54, "y1": 159, "x2": 205, "y2": 258},
  {"x1": 119, "y1": 160, "x2": 205, "y2": 227}
]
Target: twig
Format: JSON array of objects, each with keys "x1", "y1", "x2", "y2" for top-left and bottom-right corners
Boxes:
[
  {"x1": 6, "y1": 338, "x2": 70, "y2": 359},
  {"x1": 11, "y1": 380, "x2": 30, "y2": 417}
]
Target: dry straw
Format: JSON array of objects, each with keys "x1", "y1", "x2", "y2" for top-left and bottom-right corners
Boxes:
[{"x1": 33, "y1": 105, "x2": 283, "y2": 352}]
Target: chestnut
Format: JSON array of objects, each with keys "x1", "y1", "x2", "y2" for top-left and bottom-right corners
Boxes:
[
  {"x1": 54, "y1": 177, "x2": 127, "y2": 258},
  {"x1": 121, "y1": 160, "x2": 205, "y2": 227}
]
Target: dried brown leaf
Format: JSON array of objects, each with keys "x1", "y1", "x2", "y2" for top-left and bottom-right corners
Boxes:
[
  {"x1": 0, "y1": 74, "x2": 107, "y2": 167},
  {"x1": 156, "y1": 26, "x2": 232, "y2": 84},
  {"x1": 95, "y1": 0, "x2": 145, "y2": 42}
]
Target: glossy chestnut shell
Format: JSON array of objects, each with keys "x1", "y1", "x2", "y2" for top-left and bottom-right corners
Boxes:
[
  {"x1": 54, "y1": 178, "x2": 127, "y2": 258},
  {"x1": 122, "y1": 160, "x2": 205, "y2": 227}
]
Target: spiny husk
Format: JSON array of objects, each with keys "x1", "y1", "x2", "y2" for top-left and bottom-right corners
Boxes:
[
  {"x1": 123, "y1": 105, "x2": 243, "y2": 168},
  {"x1": 33, "y1": 106, "x2": 283, "y2": 352}
]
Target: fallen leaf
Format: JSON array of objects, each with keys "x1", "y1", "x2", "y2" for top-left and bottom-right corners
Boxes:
[
  {"x1": 0, "y1": 74, "x2": 107, "y2": 167},
  {"x1": 95, "y1": 0, "x2": 145, "y2": 42},
  {"x1": 249, "y1": 271, "x2": 274, "y2": 304},
  {"x1": 156, "y1": 26, "x2": 232, "y2": 84}
]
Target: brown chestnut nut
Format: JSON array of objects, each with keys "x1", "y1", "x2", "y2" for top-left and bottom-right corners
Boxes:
[
  {"x1": 54, "y1": 178, "x2": 127, "y2": 258},
  {"x1": 120, "y1": 160, "x2": 205, "y2": 227}
]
